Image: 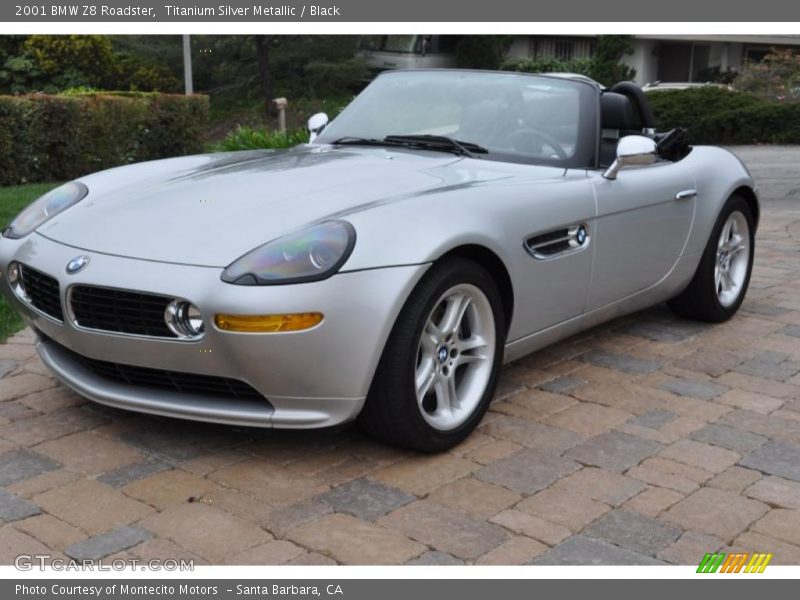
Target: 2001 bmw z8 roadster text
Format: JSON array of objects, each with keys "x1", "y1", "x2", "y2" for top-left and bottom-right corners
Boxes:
[{"x1": 0, "y1": 70, "x2": 758, "y2": 452}]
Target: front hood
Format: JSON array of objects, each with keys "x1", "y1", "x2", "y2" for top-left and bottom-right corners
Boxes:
[{"x1": 37, "y1": 146, "x2": 548, "y2": 266}]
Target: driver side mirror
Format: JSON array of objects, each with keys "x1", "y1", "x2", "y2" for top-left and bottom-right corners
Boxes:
[
  {"x1": 307, "y1": 112, "x2": 329, "y2": 143},
  {"x1": 602, "y1": 135, "x2": 657, "y2": 180}
]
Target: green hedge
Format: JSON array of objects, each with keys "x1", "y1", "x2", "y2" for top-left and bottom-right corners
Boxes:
[
  {"x1": 648, "y1": 87, "x2": 800, "y2": 144},
  {"x1": 0, "y1": 92, "x2": 209, "y2": 186}
]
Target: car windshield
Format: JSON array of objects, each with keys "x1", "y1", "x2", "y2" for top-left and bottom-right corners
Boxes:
[{"x1": 316, "y1": 70, "x2": 595, "y2": 167}]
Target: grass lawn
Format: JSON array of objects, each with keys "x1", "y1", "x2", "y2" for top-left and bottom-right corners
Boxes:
[{"x1": 0, "y1": 182, "x2": 61, "y2": 342}]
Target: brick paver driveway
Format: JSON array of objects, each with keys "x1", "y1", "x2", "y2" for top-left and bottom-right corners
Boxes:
[{"x1": 2, "y1": 146, "x2": 800, "y2": 566}]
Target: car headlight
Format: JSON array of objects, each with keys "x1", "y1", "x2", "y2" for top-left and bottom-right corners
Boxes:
[
  {"x1": 3, "y1": 181, "x2": 89, "y2": 239},
  {"x1": 221, "y1": 221, "x2": 356, "y2": 285}
]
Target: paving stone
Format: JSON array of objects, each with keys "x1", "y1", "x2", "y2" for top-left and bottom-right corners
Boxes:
[
  {"x1": 781, "y1": 324, "x2": 800, "y2": 338},
  {"x1": 621, "y1": 320, "x2": 707, "y2": 343},
  {"x1": 139, "y1": 503, "x2": 272, "y2": 563},
  {"x1": 36, "y1": 431, "x2": 144, "y2": 475},
  {"x1": 0, "y1": 373, "x2": 56, "y2": 401},
  {"x1": 225, "y1": 540, "x2": 305, "y2": 565},
  {"x1": 463, "y1": 439, "x2": 522, "y2": 465},
  {"x1": 64, "y1": 526, "x2": 150, "y2": 561},
  {"x1": 0, "y1": 359, "x2": 17, "y2": 379},
  {"x1": 14, "y1": 514, "x2": 86, "y2": 549},
  {"x1": 657, "y1": 531, "x2": 724, "y2": 565},
  {"x1": 6, "y1": 469, "x2": 80, "y2": 499},
  {"x1": 661, "y1": 488, "x2": 769, "y2": 540},
  {"x1": 0, "y1": 489, "x2": 41, "y2": 522},
  {"x1": 34, "y1": 479, "x2": 155, "y2": 535},
  {"x1": 479, "y1": 415, "x2": 584, "y2": 453},
  {"x1": 627, "y1": 410, "x2": 679, "y2": 430},
  {"x1": 0, "y1": 401, "x2": 38, "y2": 422},
  {"x1": 0, "y1": 407, "x2": 107, "y2": 446},
  {"x1": 406, "y1": 551, "x2": 464, "y2": 565},
  {"x1": 0, "y1": 525, "x2": 51, "y2": 562},
  {"x1": 475, "y1": 448, "x2": 580, "y2": 494},
  {"x1": 638, "y1": 457, "x2": 714, "y2": 484},
  {"x1": 426, "y1": 477, "x2": 520, "y2": 520},
  {"x1": 733, "y1": 531, "x2": 800, "y2": 565},
  {"x1": 658, "y1": 439, "x2": 741, "y2": 473},
  {"x1": 550, "y1": 467, "x2": 647, "y2": 506},
  {"x1": 744, "y1": 476, "x2": 800, "y2": 509},
  {"x1": 476, "y1": 536, "x2": 548, "y2": 565},
  {"x1": 516, "y1": 487, "x2": 611, "y2": 532},
  {"x1": 707, "y1": 467, "x2": 763, "y2": 492},
  {"x1": 379, "y1": 500, "x2": 508, "y2": 560},
  {"x1": 580, "y1": 350, "x2": 663, "y2": 375},
  {"x1": 286, "y1": 552, "x2": 337, "y2": 566},
  {"x1": 97, "y1": 459, "x2": 172, "y2": 488},
  {"x1": 289, "y1": 513, "x2": 425, "y2": 565},
  {"x1": 370, "y1": 454, "x2": 476, "y2": 496},
  {"x1": 531, "y1": 535, "x2": 665, "y2": 565},
  {"x1": 674, "y1": 349, "x2": 744, "y2": 377},
  {"x1": 122, "y1": 469, "x2": 222, "y2": 510},
  {"x1": 208, "y1": 459, "x2": 329, "y2": 506},
  {"x1": 261, "y1": 500, "x2": 333, "y2": 537},
  {"x1": 119, "y1": 422, "x2": 242, "y2": 463},
  {"x1": 583, "y1": 509, "x2": 682, "y2": 556},
  {"x1": 690, "y1": 424, "x2": 768, "y2": 454},
  {"x1": 565, "y1": 431, "x2": 663, "y2": 473},
  {"x1": 624, "y1": 487, "x2": 684, "y2": 517},
  {"x1": 751, "y1": 509, "x2": 800, "y2": 546},
  {"x1": 489, "y1": 509, "x2": 572, "y2": 546},
  {"x1": 545, "y1": 403, "x2": 631, "y2": 436},
  {"x1": 734, "y1": 352, "x2": 800, "y2": 382},
  {"x1": 740, "y1": 440, "x2": 800, "y2": 482},
  {"x1": 0, "y1": 449, "x2": 60, "y2": 486},
  {"x1": 126, "y1": 537, "x2": 206, "y2": 564},
  {"x1": 658, "y1": 377, "x2": 729, "y2": 400},
  {"x1": 537, "y1": 376, "x2": 587, "y2": 395},
  {"x1": 315, "y1": 478, "x2": 415, "y2": 521},
  {"x1": 720, "y1": 409, "x2": 800, "y2": 444},
  {"x1": 716, "y1": 389, "x2": 786, "y2": 414}
]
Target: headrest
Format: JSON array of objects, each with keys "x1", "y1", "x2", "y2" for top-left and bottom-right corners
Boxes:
[{"x1": 600, "y1": 92, "x2": 640, "y2": 131}]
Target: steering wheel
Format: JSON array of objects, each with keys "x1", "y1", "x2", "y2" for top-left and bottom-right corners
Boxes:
[{"x1": 509, "y1": 127, "x2": 569, "y2": 160}]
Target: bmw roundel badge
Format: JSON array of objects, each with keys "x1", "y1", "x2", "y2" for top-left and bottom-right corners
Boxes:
[
  {"x1": 66, "y1": 255, "x2": 90, "y2": 274},
  {"x1": 576, "y1": 226, "x2": 587, "y2": 245}
]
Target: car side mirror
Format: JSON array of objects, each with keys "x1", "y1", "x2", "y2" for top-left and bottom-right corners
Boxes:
[
  {"x1": 307, "y1": 112, "x2": 329, "y2": 143},
  {"x1": 602, "y1": 135, "x2": 658, "y2": 180}
]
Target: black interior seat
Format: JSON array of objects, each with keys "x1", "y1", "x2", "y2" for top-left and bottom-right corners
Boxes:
[{"x1": 599, "y1": 92, "x2": 643, "y2": 167}]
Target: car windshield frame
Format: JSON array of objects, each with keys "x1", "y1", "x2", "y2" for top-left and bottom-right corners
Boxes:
[{"x1": 316, "y1": 69, "x2": 599, "y2": 169}]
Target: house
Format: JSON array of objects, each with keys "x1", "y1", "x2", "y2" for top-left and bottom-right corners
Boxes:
[{"x1": 506, "y1": 35, "x2": 800, "y2": 84}]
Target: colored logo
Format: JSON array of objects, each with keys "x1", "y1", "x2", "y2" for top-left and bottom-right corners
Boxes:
[
  {"x1": 697, "y1": 552, "x2": 772, "y2": 573},
  {"x1": 66, "y1": 255, "x2": 90, "y2": 274}
]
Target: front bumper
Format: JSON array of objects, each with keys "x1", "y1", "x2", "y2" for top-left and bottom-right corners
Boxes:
[{"x1": 0, "y1": 233, "x2": 427, "y2": 428}]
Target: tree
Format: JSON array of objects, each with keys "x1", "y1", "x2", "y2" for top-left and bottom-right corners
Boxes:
[
  {"x1": 254, "y1": 35, "x2": 274, "y2": 117},
  {"x1": 588, "y1": 35, "x2": 636, "y2": 87},
  {"x1": 455, "y1": 36, "x2": 514, "y2": 70}
]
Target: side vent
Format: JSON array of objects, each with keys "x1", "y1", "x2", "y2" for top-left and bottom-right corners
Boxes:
[{"x1": 525, "y1": 223, "x2": 590, "y2": 260}]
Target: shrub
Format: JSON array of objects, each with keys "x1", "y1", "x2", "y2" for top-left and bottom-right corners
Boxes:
[
  {"x1": 0, "y1": 92, "x2": 209, "y2": 186},
  {"x1": 213, "y1": 126, "x2": 308, "y2": 151},
  {"x1": 303, "y1": 59, "x2": 367, "y2": 98},
  {"x1": 648, "y1": 87, "x2": 800, "y2": 144}
]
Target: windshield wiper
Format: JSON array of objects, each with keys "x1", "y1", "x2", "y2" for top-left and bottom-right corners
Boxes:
[
  {"x1": 330, "y1": 135, "x2": 488, "y2": 157},
  {"x1": 384, "y1": 135, "x2": 489, "y2": 157}
]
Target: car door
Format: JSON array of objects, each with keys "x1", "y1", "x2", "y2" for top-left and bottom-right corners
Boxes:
[
  {"x1": 504, "y1": 168, "x2": 597, "y2": 340},
  {"x1": 585, "y1": 160, "x2": 696, "y2": 311}
]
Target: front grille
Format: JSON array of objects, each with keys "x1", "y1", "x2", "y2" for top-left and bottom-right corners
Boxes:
[
  {"x1": 20, "y1": 265, "x2": 63, "y2": 321},
  {"x1": 50, "y1": 338, "x2": 265, "y2": 402},
  {"x1": 69, "y1": 286, "x2": 175, "y2": 338}
]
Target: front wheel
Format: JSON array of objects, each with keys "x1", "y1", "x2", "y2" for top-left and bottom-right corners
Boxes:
[
  {"x1": 668, "y1": 194, "x2": 755, "y2": 322},
  {"x1": 359, "y1": 257, "x2": 505, "y2": 452}
]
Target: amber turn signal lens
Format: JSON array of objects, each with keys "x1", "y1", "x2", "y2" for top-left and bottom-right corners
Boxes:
[{"x1": 214, "y1": 312, "x2": 323, "y2": 333}]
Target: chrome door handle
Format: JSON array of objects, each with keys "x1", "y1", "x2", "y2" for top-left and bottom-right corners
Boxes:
[{"x1": 676, "y1": 189, "x2": 697, "y2": 200}]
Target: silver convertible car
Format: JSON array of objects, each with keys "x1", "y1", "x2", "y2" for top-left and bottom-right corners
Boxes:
[{"x1": 0, "y1": 70, "x2": 757, "y2": 452}]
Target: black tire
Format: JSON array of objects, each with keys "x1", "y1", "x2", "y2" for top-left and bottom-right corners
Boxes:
[
  {"x1": 668, "y1": 194, "x2": 755, "y2": 322},
  {"x1": 358, "y1": 257, "x2": 505, "y2": 453}
]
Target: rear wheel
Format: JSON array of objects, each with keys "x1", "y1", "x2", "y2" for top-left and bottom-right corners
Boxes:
[
  {"x1": 359, "y1": 257, "x2": 505, "y2": 452},
  {"x1": 668, "y1": 194, "x2": 754, "y2": 322}
]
